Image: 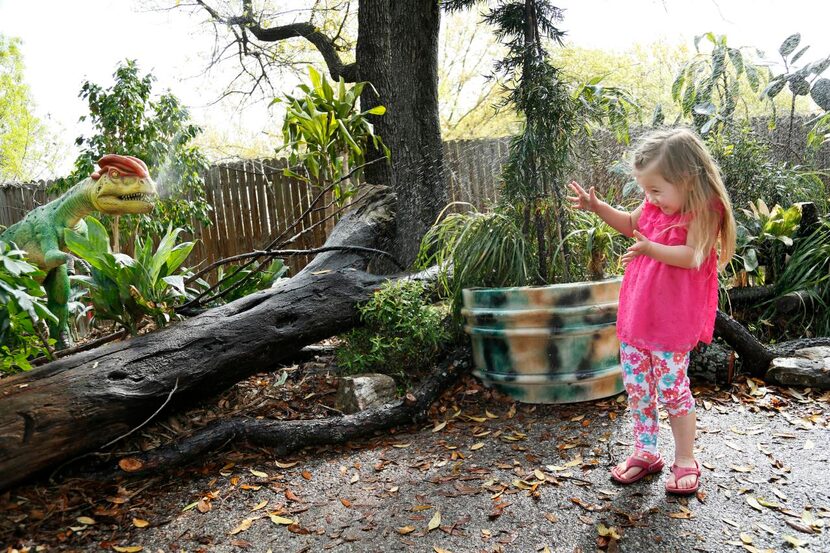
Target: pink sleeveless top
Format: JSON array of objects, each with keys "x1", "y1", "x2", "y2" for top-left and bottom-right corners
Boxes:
[{"x1": 616, "y1": 199, "x2": 723, "y2": 353}]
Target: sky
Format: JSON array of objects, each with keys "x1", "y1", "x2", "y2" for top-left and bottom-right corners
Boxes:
[{"x1": 1, "y1": 0, "x2": 829, "y2": 175}]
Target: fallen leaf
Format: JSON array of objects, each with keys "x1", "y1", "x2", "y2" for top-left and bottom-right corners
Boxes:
[
  {"x1": 534, "y1": 469, "x2": 547, "y2": 481},
  {"x1": 740, "y1": 532, "x2": 753, "y2": 544},
  {"x1": 544, "y1": 513, "x2": 558, "y2": 523},
  {"x1": 301, "y1": 470, "x2": 312, "y2": 480},
  {"x1": 428, "y1": 511, "x2": 441, "y2": 531},
  {"x1": 392, "y1": 443, "x2": 411, "y2": 448},
  {"x1": 196, "y1": 498, "x2": 211, "y2": 513},
  {"x1": 112, "y1": 547, "x2": 143, "y2": 553},
  {"x1": 597, "y1": 523, "x2": 621, "y2": 540},
  {"x1": 250, "y1": 469, "x2": 268, "y2": 478},
  {"x1": 747, "y1": 497, "x2": 764, "y2": 512},
  {"x1": 412, "y1": 505, "x2": 433, "y2": 512},
  {"x1": 434, "y1": 548, "x2": 453, "y2": 553},
  {"x1": 397, "y1": 525, "x2": 416, "y2": 535},
  {"x1": 730, "y1": 465, "x2": 754, "y2": 473},
  {"x1": 783, "y1": 534, "x2": 808, "y2": 547},
  {"x1": 350, "y1": 473, "x2": 360, "y2": 484},
  {"x1": 340, "y1": 498, "x2": 351, "y2": 508},
  {"x1": 285, "y1": 490, "x2": 300, "y2": 502},
  {"x1": 275, "y1": 460, "x2": 298, "y2": 469},
  {"x1": 251, "y1": 500, "x2": 268, "y2": 511},
  {"x1": 470, "y1": 443, "x2": 485, "y2": 451},
  {"x1": 433, "y1": 421, "x2": 447, "y2": 432},
  {"x1": 269, "y1": 514, "x2": 294, "y2": 525},
  {"x1": 132, "y1": 518, "x2": 149, "y2": 528},
  {"x1": 118, "y1": 458, "x2": 143, "y2": 472},
  {"x1": 77, "y1": 516, "x2": 95, "y2": 525},
  {"x1": 485, "y1": 410, "x2": 499, "y2": 419},
  {"x1": 229, "y1": 518, "x2": 253, "y2": 535}
]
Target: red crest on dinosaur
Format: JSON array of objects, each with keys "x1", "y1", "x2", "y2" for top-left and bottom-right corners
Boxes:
[{"x1": 91, "y1": 154, "x2": 150, "y2": 181}]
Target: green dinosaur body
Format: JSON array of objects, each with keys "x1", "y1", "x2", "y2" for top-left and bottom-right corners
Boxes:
[{"x1": 0, "y1": 155, "x2": 158, "y2": 347}]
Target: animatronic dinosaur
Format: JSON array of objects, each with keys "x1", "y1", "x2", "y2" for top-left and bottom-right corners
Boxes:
[{"x1": 0, "y1": 154, "x2": 158, "y2": 347}]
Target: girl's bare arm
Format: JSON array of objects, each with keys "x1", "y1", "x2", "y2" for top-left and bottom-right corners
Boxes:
[{"x1": 568, "y1": 181, "x2": 642, "y2": 237}]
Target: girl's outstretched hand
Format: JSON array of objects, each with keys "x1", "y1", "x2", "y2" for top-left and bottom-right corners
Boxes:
[
  {"x1": 621, "y1": 230, "x2": 651, "y2": 267},
  {"x1": 567, "y1": 181, "x2": 600, "y2": 212}
]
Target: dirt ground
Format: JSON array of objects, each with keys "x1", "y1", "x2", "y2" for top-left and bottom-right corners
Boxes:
[{"x1": 2, "y1": 351, "x2": 829, "y2": 553}]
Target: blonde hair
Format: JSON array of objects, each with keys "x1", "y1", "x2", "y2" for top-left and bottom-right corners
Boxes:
[{"x1": 632, "y1": 128, "x2": 736, "y2": 269}]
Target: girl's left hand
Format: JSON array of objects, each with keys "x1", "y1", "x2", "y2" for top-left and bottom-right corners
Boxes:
[{"x1": 621, "y1": 230, "x2": 651, "y2": 267}]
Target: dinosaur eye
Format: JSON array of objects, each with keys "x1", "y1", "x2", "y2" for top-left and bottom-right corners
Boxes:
[{"x1": 109, "y1": 169, "x2": 119, "y2": 178}]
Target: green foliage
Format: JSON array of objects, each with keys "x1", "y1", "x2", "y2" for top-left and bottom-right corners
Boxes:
[
  {"x1": 768, "y1": 217, "x2": 830, "y2": 335},
  {"x1": 562, "y1": 210, "x2": 626, "y2": 282},
  {"x1": 0, "y1": 240, "x2": 56, "y2": 373},
  {"x1": 420, "y1": 1, "x2": 639, "y2": 309},
  {"x1": 187, "y1": 258, "x2": 290, "y2": 305},
  {"x1": 672, "y1": 33, "x2": 763, "y2": 136},
  {"x1": 0, "y1": 35, "x2": 47, "y2": 183},
  {"x1": 52, "y1": 60, "x2": 211, "y2": 240},
  {"x1": 65, "y1": 216, "x2": 194, "y2": 334},
  {"x1": 707, "y1": 125, "x2": 826, "y2": 210},
  {"x1": 275, "y1": 66, "x2": 389, "y2": 202},
  {"x1": 762, "y1": 34, "x2": 830, "y2": 155},
  {"x1": 416, "y1": 204, "x2": 533, "y2": 319},
  {"x1": 730, "y1": 200, "x2": 801, "y2": 287},
  {"x1": 336, "y1": 280, "x2": 449, "y2": 382}
]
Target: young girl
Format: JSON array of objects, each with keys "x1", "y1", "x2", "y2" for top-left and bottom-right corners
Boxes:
[{"x1": 567, "y1": 128, "x2": 736, "y2": 494}]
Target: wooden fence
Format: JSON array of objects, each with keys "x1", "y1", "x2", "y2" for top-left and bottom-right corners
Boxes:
[
  {"x1": 0, "y1": 139, "x2": 511, "y2": 276},
  {"x1": 3, "y1": 129, "x2": 825, "y2": 276}
]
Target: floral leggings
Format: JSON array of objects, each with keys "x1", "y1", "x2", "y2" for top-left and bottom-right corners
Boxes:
[{"x1": 620, "y1": 342, "x2": 696, "y2": 455}]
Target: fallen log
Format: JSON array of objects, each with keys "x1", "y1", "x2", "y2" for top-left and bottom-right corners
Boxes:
[
  {"x1": 0, "y1": 186, "x2": 401, "y2": 492},
  {"x1": 104, "y1": 347, "x2": 468, "y2": 478}
]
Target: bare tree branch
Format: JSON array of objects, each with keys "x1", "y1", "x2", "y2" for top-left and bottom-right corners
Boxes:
[{"x1": 194, "y1": 0, "x2": 357, "y2": 82}]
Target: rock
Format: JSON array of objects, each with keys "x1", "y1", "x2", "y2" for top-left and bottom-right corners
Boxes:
[
  {"x1": 335, "y1": 373, "x2": 397, "y2": 414},
  {"x1": 766, "y1": 346, "x2": 830, "y2": 389}
]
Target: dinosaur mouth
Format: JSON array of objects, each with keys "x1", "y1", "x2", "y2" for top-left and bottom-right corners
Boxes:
[{"x1": 118, "y1": 193, "x2": 156, "y2": 202}]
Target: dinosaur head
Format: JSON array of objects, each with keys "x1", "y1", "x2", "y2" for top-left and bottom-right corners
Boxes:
[{"x1": 90, "y1": 155, "x2": 158, "y2": 214}]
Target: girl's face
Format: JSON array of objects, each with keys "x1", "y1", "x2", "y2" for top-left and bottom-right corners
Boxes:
[{"x1": 635, "y1": 167, "x2": 684, "y2": 215}]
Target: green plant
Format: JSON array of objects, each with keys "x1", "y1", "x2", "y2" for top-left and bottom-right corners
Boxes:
[
  {"x1": 767, "y1": 217, "x2": 830, "y2": 335},
  {"x1": 0, "y1": 240, "x2": 56, "y2": 373},
  {"x1": 761, "y1": 33, "x2": 830, "y2": 157},
  {"x1": 65, "y1": 216, "x2": 194, "y2": 334},
  {"x1": 729, "y1": 199, "x2": 801, "y2": 287},
  {"x1": 336, "y1": 280, "x2": 450, "y2": 382},
  {"x1": 708, "y1": 125, "x2": 827, "y2": 210},
  {"x1": 416, "y1": 204, "x2": 533, "y2": 319},
  {"x1": 186, "y1": 258, "x2": 290, "y2": 305},
  {"x1": 672, "y1": 32, "x2": 762, "y2": 135},
  {"x1": 432, "y1": 1, "x2": 636, "y2": 295},
  {"x1": 562, "y1": 210, "x2": 626, "y2": 282},
  {"x1": 52, "y1": 60, "x2": 211, "y2": 247},
  {"x1": 276, "y1": 66, "x2": 389, "y2": 203}
]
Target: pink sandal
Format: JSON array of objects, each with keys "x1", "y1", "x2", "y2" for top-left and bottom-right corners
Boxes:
[
  {"x1": 665, "y1": 460, "x2": 701, "y2": 495},
  {"x1": 610, "y1": 453, "x2": 664, "y2": 484}
]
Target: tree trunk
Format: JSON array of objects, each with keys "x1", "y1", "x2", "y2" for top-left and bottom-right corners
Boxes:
[
  {"x1": 0, "y1": 187, "x2": 400, "y2": 492},
  {"x1": 358, "y1": 0, "x2": 447, "y2": 268}
]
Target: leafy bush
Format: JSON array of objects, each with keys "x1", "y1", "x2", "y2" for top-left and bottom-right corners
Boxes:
[
  {"x1": 277, "y1": 66, "x2": 389, "y2": 203},
  {"x1": 416, "y1": 204, "x2": 534, "y2": 320},
  {"x1": 186, "y1": 258, "x2": 290, "y2": 305},
  {"x1": 65, "y1": 216, "x2": 194, "y2": 334},
  {"x1": 729, "y1": 200, "x2": 801, "y2": 287},
  {"x1": 52, "y1": 60, "x2": 211, "y2": 242},
  {"x1": 708, "y1": 126, "x2": 826, "y2": 211},
  {"x1": 336, "y1": 280, "x2": 450, "y2": 382},
  {"x1": 0, "y1": 240, "x2": 56, "y2": 373},
  {"x1": 768, "y1": 217, "x2": 830, "y2": 335}
]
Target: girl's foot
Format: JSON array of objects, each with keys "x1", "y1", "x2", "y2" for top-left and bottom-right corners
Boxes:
[
  {"x1": 611, "y1": 451, "x2": 663, "y2": 484},
  {"x1": 666, "y1": 457, "x2": 700, "y2": 494}
]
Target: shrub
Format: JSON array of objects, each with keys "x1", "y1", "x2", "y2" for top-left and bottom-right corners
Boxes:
[
  {"x1": 0, "y1": 240, "x2": 56, "y2": 373},
  {"x1": 336, "y1": 280, "x2": 450, "y2": 383},
  {"x1": 66, "y1": 216, "x2": 194, "y2": 334}
]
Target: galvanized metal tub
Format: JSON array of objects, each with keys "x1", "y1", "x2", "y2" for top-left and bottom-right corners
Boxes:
[{"x1": 462, "y1": 277, "x2": 623, "y2": 404}]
